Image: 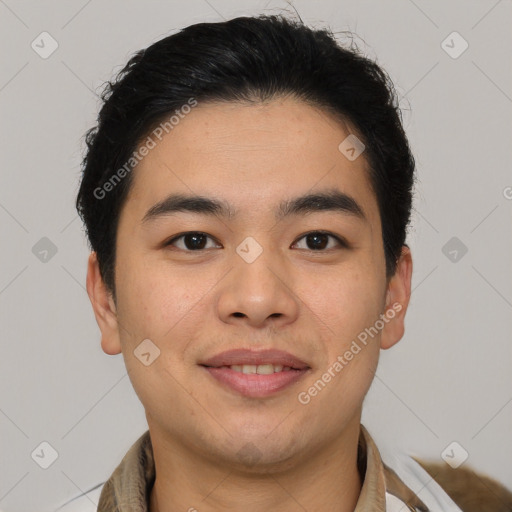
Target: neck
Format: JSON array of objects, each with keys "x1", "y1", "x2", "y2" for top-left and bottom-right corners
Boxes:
[{"x1": 149, "y1": 419, "x2": 363, "y2": 512}]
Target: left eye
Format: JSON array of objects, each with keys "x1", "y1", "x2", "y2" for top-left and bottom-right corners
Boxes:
[
  {"x1": 292, "y1": 231, "x2": 346, "y2": 251},
  {"x1": 165, "y1": 232, "x2": 220, "y2": 251}
]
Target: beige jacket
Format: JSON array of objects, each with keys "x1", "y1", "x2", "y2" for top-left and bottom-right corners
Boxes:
[{"x1": 58, "y1": 424, "x2": 481, "y2": 511}]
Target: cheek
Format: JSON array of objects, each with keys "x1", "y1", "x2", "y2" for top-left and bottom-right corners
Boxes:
[
  {"x1": 115, "y1": 252, "x2": 206, "y2": 340},
  {"x1": 297, "y1": 263, "x2": 383, "y2": 396},
  {"x1": 113, "y1": 258, "x2": 202, "y2": 418},
  {"x1": 298, "y1": 264, "x2": 384, "y2": 344}
]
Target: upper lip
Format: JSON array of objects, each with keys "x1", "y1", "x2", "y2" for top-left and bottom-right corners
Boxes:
[{"x1": 200, "y1": 349, "x2": 310, "y2": 370}]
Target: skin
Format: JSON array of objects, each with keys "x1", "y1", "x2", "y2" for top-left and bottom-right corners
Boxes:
[{"x1": 87, "y1": 95, "x2": 413, "y2": 512}]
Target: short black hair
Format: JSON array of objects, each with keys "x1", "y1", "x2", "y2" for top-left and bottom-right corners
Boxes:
[{"x1": 76, "y1": 14, "x2": 415, "y2": 296}]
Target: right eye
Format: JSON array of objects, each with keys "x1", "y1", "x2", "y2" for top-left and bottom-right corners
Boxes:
[{"x1": 164, "y1": 232, "x2": 222, "y2": 251}]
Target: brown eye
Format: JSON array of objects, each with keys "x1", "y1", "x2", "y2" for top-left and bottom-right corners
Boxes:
[
  {"x1": 166, "y1": 232, "x2": 220, "y2": 251},
  {"x1": 293, "y1": 231, "x2": 346, "y2": 251}
]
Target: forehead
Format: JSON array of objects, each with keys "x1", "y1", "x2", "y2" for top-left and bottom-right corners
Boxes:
[{"x1": 123, "y1": 97, "x2": 378, "y2": 226}]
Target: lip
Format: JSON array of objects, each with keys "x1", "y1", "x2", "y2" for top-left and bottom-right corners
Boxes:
[
  {"x1": 199, "y1": 349, "x2": 311, "y2": 398},
  {"x1": 202, "y1": 366, "x2": 309, "y2": 398},
  {"x1": 200, "y1": 349, "x2": 310, "y2": 370}
]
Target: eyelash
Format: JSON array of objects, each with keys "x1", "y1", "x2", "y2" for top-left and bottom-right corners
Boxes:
[{"x1": 164, "y1": 231, "x2": 348, "y2": 252}]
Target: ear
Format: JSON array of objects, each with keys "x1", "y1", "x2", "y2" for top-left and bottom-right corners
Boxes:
[
  {"x1": 86, "y1": 252, "x2": 122, "y2": 355},
  {"x1": 380, "y1": 246, "x2": 413, "y2": 350}
]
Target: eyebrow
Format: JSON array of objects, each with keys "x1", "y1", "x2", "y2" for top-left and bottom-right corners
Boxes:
[{"x1": 142, "y1": 188, "x2": 367, "y2": 224}]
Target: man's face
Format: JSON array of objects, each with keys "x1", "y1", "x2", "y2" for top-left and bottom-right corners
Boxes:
[{"x1": 90, "y1": 96, "x2": 410, "y2": 471}]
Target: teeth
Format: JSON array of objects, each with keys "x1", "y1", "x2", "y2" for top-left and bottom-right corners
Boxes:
[
  {"x1": 256, "y1": 364, "x2": 274, "y2": 375},
  {"x1": 242, "y1": 364, "x2": 257, "y2": 374},
  {"x1": 229, "y1": 364, "x2": 288, "y2": 374}
]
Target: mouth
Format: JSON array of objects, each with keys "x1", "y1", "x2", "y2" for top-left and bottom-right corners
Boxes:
[
  {"x1": 199, "y1": 349, "x2": 311, "y2": 398},
  {"x1": 210, "y1": 363, "x2": 298, "y2": 374}
]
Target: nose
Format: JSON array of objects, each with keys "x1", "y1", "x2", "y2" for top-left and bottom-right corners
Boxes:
[{"x1": 216, "y1": 248, "x2": 300, "y2": 329}]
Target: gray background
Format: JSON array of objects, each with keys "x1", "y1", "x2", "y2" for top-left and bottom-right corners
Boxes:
[{"x1": 1, "y1": 0, "x2": 511, "y2": 510}]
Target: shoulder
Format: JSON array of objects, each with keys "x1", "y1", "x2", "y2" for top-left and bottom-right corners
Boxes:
[
  {"x1": 54, "y1": 430, "x2": 152, "y2": 512},
  {"x1": 382, "y1": 450, "x2": 464, "y2": 511},
  {"x1": 54, "y1": 483, "x2": 104, "y2": 512},
  {"x1": 413, "y1": 457, "x2": 512, "y2": 512},
  {"x1": 384, "y1": 448, "x2": 512, "y2": 512}
]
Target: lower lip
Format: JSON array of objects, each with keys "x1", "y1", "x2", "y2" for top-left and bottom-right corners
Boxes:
[{"x1": 201, "y1": 366, "x2": 309, "y2": 398}]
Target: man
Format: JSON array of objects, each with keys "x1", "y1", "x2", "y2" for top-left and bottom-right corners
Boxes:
[{"x1": 60, "y1": 13, "x2": 476, "y2": 512}]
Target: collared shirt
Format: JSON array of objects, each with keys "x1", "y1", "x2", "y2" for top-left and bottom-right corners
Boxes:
[{"x1": 57, "y1": 424, "x2": 463, "y2": 511}]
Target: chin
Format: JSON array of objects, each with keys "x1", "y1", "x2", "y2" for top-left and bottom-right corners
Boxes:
[
  {"x1": 209, "y1": 425, "x2": 308, "y2": 472},
  {"x1": 221, "y1": 445, "x2": 304, "y2": 475}
]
